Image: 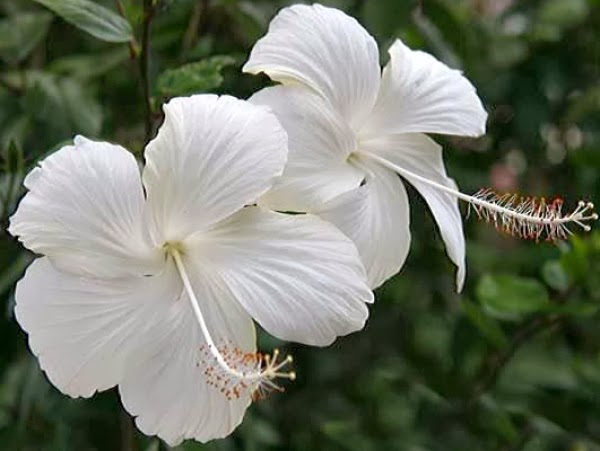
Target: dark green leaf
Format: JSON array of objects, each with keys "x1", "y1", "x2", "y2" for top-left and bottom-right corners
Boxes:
[
  {"x1": 23, "y1": 72, "x2": 102, "y2": 138},
  {"x1": 32, "y1": 0, "x2": 133, "y2": 43},
  {"x1": 59, "y1": 78, "x2": 103, "y2": 136},
  {"x1": 477, "y1": 274, "x2": 550, "y2": 320},
  {"x1": 0, "y1": 12, "x2": 52, "y2": 64},
  {"x1": 461, "y1": 299, "x2": 509, "y2": 348},
  {"x1": 49, "y1": 48, "x2": 129, "y2": 79},
  {"x1": 543, "y1": 302, "x2": 598, "y2": 317},
  {"x1": 5, "y1": 140, "x2": 24, "y2": 176}
]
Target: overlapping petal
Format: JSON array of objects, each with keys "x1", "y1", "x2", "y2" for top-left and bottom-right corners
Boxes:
[
  {"x1": 362, "y1": 39, "x2": 487, "y2": 138},
  {"x1": 14, "y1": 257, "x2": 180, "y2": 398},
  {"x1": 250, "y1": 85, "x2": 364, "y2": 212},
  {"x1": 243, "y1": 3, "x2": 380, "y2": 128},
  {"x1": 316, "y1": 157, "x2": 411, "y2": 289},
  {"x1": 119, "y1": 260, "x2": 255, "y2": 445},
  {"x1": 189, "y1": 207, "x2": 373, "y2": 347},
  {"x1": 143, "y1": 95, "x2": 288, "y2": 242},
  {"x1": 8, "y1": 136, "x2": 161, "y2": 278},
  {"x1": 362, "y1": 134, "x2": 466, "y2": 290}
]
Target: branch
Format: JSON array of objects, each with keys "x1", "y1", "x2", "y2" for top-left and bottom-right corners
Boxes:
[
  {"x1": 181, "y1": 0, "x2": 209, "y2": 61},
  {"x1": 468, "y1": 313, "x2": 563, "y2": 401},
  {"x1": 140, "y1": 0, "x2": 156, "y2": 144}
]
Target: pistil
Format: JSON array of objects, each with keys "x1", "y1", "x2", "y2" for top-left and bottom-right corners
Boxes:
[
  {"x1": 363, "y1": 151, "x2": 597, "y2": 242},
  {"x1": 168, "y1": 247, "x2": 295, "y2": 400}
]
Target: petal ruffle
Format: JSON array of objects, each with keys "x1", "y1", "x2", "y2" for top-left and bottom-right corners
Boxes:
[
  {"x1": 143, "y1": 95, "x2": 287, "y2": 242},
  {"x1": 119, "y1": 257, "x2": 255, "y2": 445},
  {"x1": 14, "y1": 257, "x2": 180, "y2": 398},
  {"x1": 244, "y1": 4, "x2": 380, "y2": 128},
  {"x1": 8, "y1": 136, "x2": 160, "y2": 278},
  {"x1": 363, "y1": 134, "x2": 466, "y2": 291},
  {"x1": 316, "y1": 157, "x2": 411, "y2": 289},
  {"x1": 250, "y1": 85, "x2": 364, "y2": 212},
  {"x1": 190, "y1": 207, "x2": 373, "y2": 347},
  {"x1": 362, "y1": 39, "x2": 487, "y2": 138}
]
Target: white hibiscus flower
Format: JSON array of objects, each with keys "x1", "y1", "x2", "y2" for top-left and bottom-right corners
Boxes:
[
  {"x1": 8, "y1": 94, "x2": 373, "y2": 445},
  {"x1": 244, "y1": 3, "x2": 596, "y2": 290}
]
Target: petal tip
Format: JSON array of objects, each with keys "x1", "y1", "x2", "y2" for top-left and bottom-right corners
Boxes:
[
  {"x1": 455, "y1": 263, "x2": 466, "y2": 293},
  {"x1": 73, "y1": 134, "x2": 90, "y2": 147}
]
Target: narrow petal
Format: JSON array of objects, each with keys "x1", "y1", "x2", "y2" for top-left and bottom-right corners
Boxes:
[
  {"x1": 14, "y1": 257, "x2": 180, "y2": 398},
  {"x1": 362, "y1": 39, "x2": 487, "y2": 138},
  {"x1": 316, "y1": 158, "x2": 411, "y2": 289},
  {"x1": 362, "y1": 134, "x2": 466, "y2": 290},
  {"x1": 250, "y1": 85, "x2": 364, "y2": 212},
  {"x1": 119, "y1": 259, "x2": 255, "y2": 445},
  {"x1": 190, "y1": 207, "x2": 373, "y2": 347},
  {"x1": 243, "y1": 4, "x2": 380, "y2": 128},
  {"x1": 143, "y1": 95, "x2": 287, "y2": 242},
  {"x1": 8, "y1": 136, "x2": 160, "y2": 278}
]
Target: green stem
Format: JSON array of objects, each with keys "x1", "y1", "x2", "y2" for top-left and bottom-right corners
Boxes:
[
  {"x1": 140, "y1": 0, "x2": 156, "y2": 144},
  {"x1": 468, "y1": 313, "x2": 563, "y2": 401}
]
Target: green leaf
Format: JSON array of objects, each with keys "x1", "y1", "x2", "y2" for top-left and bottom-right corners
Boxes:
[
  {"x1": 5, "y1": 139, "x2": 24, "y2": 176},
  {"x1": 23, "y1": 72, "x2": 102, "y2": 137},
  {"x1": 461, "y1": 299, "x2": 509, "y2": 348},
  {"x1": 538, "y1": 0, "x2": 589, "y2": 29},
  {"x1": 543, "y1": 301, "x2": 599, "y2": 317},
  {"x1": 0, "y1": 140, "x2": 25, "y2": 220},
  {"x1": 32, "y1": 0, "x2": 133, "y2": 43},
  {"x1": 0, "y1": 12, "x2": 53, "y2": 64},
  {"x1": 500, "y1": 345, "x2": 577, "y2": 391},
  {"x1": 541, "y1": 260, "x2": 570, "y2": 292},
  {"x1": 49, "y1": 47, "x2": 129, "y2": 79},
  {"x1": 476, "y1": 274, "x2": 550, "y2": 320},
  {"x1": 0, "y1": 115, "x2": 30, "y2": 151},
  {"x1": 156, "y1": 56, "x2": 236, "y2": 97},
  {"x1": 59, "y1": 78, "x2": 103, "y2": 136},
  {"x1": 560, "y1": 235, "x2": 590, "y2": 282},
  {"x1": 565, "y1": 84, "x2": 600, "y2": 123}
]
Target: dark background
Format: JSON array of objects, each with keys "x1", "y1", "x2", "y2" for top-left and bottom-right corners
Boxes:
[{"x1": 1, "y1": 0, "x2": 600, "y2": 450}]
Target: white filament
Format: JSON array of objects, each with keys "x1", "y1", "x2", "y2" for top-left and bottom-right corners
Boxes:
[
  {"x1": 363, "y1": 151, "x2": 597, "y2": 236},
  {"x1": 170, "y1": 248, "x2": 255, "y2": 381}
]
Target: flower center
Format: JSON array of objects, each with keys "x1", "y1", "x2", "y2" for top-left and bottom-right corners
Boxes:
[
  {"x1": 162, "y1": 240, "x2": 185, "y2": 256},
  {"x1": 166, "y1": 246, "x2": 295, "y2": 401},
  {"x1": 346, "y1": 151, "x2": 360, "y2": 165}
]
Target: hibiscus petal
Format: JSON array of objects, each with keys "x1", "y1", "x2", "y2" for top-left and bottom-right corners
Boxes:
[
  {"x1": 243, "y1": 4, "x2": 380, "y2": 128},
  {"x1": 190, "y1": 207, "x2": 373, "y2": 347},
  {"x1": 362, "y1": 39, "x2": 487, "y2": 138},
  {"x1": 14, "y1": 257, "x2": 180, "y2": 398},
  {"x1": 119, "y1": 258, "x2": 255, "y2": 445},
  {"x1": 143, "y1": 95, "x2": 287, "y2": 242},
  {"x1": 363, "y1": 134, "x2": 466, "y2": 291},
  {"x1": 316, "y1": 158, "x2": 411, "y2": 289},
  {"x1": 250, "y1": 85, "x2": 364, "y2": 212},
  {"x1": 8, "y1": 136, "x2": 160, "y2": 278}
]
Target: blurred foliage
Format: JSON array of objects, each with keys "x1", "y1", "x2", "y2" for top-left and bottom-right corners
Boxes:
[{"x1": 1, "y1": 0, "x2": 599, "y2": 450}]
